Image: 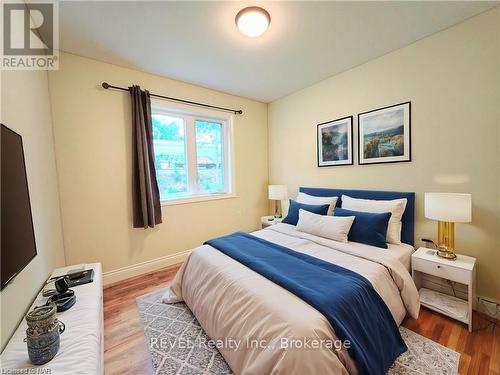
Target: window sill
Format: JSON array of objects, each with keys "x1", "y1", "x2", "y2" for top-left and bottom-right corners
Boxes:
[{"x1": 161, "y1": 193, "x2": 237, "y2": 207}]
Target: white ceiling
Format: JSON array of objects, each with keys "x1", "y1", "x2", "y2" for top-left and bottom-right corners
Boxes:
[{"x1": 58, "y1": 1, "x2": 498, "y2": 102}]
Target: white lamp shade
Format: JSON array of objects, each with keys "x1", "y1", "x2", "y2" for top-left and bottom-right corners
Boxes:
[
  {"x1": 424, "y1": 192, "x2": 472, "y2": 223},
  {"x1": 268, "y1": 185, "x2": 287, "y2": 200}
]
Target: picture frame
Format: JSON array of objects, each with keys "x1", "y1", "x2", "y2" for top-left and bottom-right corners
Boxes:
[
  {"x1": 317, "y1": 116, "x2": 353, "y2": 167},
  {"x1": 358, "y1": 101, "x2": 411, "y2": 165}
]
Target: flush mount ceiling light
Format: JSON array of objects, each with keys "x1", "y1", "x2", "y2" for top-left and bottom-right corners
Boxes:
[{"x1": 235, "y1": 6, "x2": 271, "y2": 37}]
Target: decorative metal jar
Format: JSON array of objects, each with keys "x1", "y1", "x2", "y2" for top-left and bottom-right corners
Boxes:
[{"x1": 24, "y1": 303, "x2": 65, "y2": 365}]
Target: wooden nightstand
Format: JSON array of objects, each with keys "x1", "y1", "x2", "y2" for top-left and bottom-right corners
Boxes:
[
  {"x1": 412, "y1": 247, "x2": 476, "y2": 332},
  {"x1": 261, "y1": 216, "x2": 282, "y2": 229}
]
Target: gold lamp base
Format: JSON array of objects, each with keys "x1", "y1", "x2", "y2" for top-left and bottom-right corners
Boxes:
[
  {"x1": 436, "y1": 248, "x2": 457, "y2": 260},
  {"x1": 274, "y1": 200, "x2": 282, "y2": 218},
  {"x1": 436, "y1": 221, "x2": 457, "y2": 260}
]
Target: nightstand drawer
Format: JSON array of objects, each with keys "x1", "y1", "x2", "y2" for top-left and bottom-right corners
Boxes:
[{"x1": 412, "y1": 257, "x2": 470, "y2": 284}]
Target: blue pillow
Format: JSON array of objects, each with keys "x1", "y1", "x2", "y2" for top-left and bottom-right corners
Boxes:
[
  {"x1": 282, "y1": 200, "x2": 330, "y2": 226},
  {"x1": 334, "y1": 208, "x2": 390, "y2": 249}
]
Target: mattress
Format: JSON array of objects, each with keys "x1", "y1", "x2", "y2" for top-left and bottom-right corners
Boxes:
[{"x1": 164, "y1": 223, "x2": 420, "y2": 375}]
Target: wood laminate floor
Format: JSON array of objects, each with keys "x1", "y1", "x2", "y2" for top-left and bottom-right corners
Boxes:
[{"x1": 103, "y1": 263, "x2": 499, "y2": 375}]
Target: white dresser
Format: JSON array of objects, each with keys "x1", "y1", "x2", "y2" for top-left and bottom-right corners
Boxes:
[
  {"x1": 261, "y1": 215, "x2": 283, "y2": 229},
  {"x1": 412, "y1": 248, "x2": 476, "y2": 332},
  {"x1": 1, "y1": 263, "x2": 104, "y2": 374}
]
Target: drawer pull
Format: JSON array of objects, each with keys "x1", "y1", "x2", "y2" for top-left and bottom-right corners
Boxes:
[{"x1": 437, "y1": 265, "x2": 441, "y2": 269}]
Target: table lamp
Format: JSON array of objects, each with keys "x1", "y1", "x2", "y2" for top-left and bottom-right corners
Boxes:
[
  {"x1": 424, "y1": 192, "x2": 472, "y2": 260},
  {"x1": 268, "y1": 185, "x2": 287, "y2": 218}
]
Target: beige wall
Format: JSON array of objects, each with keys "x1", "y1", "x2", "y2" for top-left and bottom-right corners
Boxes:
[
  {"x1": 48, "y1": 53, "x2": 268, "y2": 278},
  {"x1": 0, "y1": 70, "x2": 66, "y2": 350},
  {"x1": 269, "y1": 8, "x2": 500, "y2": 300}
]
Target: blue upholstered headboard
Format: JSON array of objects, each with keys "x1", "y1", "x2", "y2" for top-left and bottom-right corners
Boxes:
[{"x1": 299, "y1": 187, "x2": 415, "y2": 246}]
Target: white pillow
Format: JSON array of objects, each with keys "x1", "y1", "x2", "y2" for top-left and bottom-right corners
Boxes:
[
  {"x1": 296, "y1": 192, "x2": 338, "y2": 215},
  {"x1": 296, "y1": 209, "x2": 354, "y2": 243},
  {"x1": 341, "y1": 195, "x2": 407, "y2": 244}
]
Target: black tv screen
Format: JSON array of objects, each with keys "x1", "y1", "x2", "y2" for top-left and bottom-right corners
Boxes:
[{"x1": 1, "y1": 124, "x2": 37, "y2": 290}]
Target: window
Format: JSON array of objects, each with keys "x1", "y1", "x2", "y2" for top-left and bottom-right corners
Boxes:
[{"x1": 151, "y1": 104, "x2": 233, "y2": 204}]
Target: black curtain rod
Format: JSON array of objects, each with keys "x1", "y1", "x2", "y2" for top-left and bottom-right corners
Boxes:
[{"x1": 101, "y1": 82, "x2": 243, "y2": 115}]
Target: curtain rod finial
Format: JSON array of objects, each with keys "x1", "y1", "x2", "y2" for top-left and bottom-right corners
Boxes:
[
  {"x1": 102, "y1": 82, "x2": 110, "y2": 89},
  {"x1": 236, "y1": 110, "x2": 243, "y2": 115}
]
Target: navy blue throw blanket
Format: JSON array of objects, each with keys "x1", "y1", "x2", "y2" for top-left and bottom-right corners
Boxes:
[{"x1": 205, "y1": 232, "x2": 406, "y2": 375}]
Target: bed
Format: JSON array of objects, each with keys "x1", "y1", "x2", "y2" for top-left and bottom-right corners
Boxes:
[{"x1": 164, "y1": 188, "x2": 419, "y2": 375}]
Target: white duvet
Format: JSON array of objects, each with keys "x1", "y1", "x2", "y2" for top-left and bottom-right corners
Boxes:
[{"x1": 164, "y1": 224, "x2": 420, "y2": 375}]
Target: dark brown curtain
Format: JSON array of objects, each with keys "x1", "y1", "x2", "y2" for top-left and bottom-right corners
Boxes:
[{"x1": 129, "y1": 85, "x2": 162, "y2": 228}]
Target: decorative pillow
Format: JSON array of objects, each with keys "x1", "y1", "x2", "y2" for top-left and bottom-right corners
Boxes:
[
  {"x1": 281, "y1": 200, "x2": 330, "y2": 226},
  {"x1": 296, "y1": 209, "x2": 354, "y2": 243},
  {"x1": 341, "y1": 195, "x2": 407, "y2": 244},
  {"x1": 296, "y1": 192, "x2": 338, "y2": 215},
  {"x1": 334, "y1": 208, "x2": 391, "y2": 248}
]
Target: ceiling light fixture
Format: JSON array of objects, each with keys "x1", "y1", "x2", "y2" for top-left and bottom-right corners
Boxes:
[{"x1": 235, "y1": 6, "x2": 271, "y2": 38}]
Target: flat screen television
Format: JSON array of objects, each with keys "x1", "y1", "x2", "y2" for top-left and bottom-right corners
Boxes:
[{"x1": 1, "y1": 124, "x2": 37, "y2": 290}]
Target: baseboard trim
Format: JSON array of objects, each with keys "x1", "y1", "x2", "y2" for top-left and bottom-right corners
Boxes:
[{"x1": 103, "y1": 250, "x2": 191, "y2": 285}]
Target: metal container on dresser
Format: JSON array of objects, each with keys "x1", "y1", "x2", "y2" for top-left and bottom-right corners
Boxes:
[{"x1": 25, "y1": 303, "x2": 65, "y2": 365}]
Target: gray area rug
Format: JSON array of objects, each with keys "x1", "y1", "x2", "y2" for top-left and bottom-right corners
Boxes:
[{"x1": 137, "y1": 288, "x2": 459, "y2": 375}]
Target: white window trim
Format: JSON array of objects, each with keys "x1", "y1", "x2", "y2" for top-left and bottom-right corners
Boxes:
[
  {"x1": 151, "y1": 100, "x2": 236, "y2": 206},
  {"x1": 161, "y1": 192, "x2": 237, "y2": 206}
]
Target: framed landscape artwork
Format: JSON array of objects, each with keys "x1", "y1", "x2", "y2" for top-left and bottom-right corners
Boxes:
[
  {"x1": 317, "y1": 116, "x2": 353, "y2": 167},
  {"x1": 358, "y1": 102, "x2": 411, "y2": 165}
]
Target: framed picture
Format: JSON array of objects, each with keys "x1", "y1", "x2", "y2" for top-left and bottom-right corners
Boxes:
[
  {"x1": 317, "y1": 116, "x2": 353, "y2": 167},
  {"x1": 358, "y1": 101, "x2": 411, "y2": 165}
]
